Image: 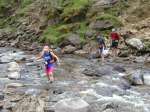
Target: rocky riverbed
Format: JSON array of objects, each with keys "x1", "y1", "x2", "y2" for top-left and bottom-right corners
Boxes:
[{"x1": 0, "y1": 47, "x2": 150, "y2": 112}]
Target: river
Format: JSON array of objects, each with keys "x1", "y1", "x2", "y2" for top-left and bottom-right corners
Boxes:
[{"x1": 0, "y1": 47, "x2": 150, "y2": 112}]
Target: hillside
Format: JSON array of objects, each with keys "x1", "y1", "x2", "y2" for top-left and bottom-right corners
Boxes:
[{"x1": 0, "y1": 0, "x2": 150, "y2": 54}]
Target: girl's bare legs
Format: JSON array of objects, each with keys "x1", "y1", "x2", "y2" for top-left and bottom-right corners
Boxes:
[
  {"x1": 112, "y1": 48, "x2": 117, "y2": 59},
  {"x1": 49, "y1": 73, "x2": 54, "y2": 82},
  {"x1": 46, "y1": 74, "x2": 51, "y2": 81},
  {"x1": 101, "y1": 53, "x2": 105, "y2": 64}
]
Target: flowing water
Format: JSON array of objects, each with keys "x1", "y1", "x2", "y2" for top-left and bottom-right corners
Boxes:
[{"x1": 0, "y1": 47, "x2": 150, "y2": 112}]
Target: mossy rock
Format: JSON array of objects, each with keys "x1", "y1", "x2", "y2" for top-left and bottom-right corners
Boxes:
[{"x1": 143, "y1": 41, "x2": 150, "y2": 53}]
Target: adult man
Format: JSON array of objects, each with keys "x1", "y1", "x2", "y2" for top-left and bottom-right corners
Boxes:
[{"x1": 110, "y1": 29, "x2": 120, "y2": 58}]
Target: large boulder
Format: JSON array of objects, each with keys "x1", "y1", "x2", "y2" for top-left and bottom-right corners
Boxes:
[
  {"x1": 126, "y1": 38, "x2": 144, "y2": 50},
  {"x1": 7, "y1": 62, "x2": 21, "y2": 79},
  {"x1": 82, "y1": 66, "x2": 113, "y2": 77},
  {"x1": 63, "y1": 45, "x2": 77, "y2": 54},
  {"x1": 85, "y1": 30, "x2": 95, "y2": 38},
  {"x1": 7, "y1": 62, "x2": 20, "y2": 72},
  {"x1": 60, "y1": 34, "x2": 81, "y2": 47},
  {"x1": 89, "y1": 20, "x2": 113, "y2": 30},
  {"x1": 123, "y1": 70, "x2": 143, "y2": 85},
  {"x1": 90, "y1": 95, "x2": 145, "y2": 112},
  {"x1": 0, "y1": 51, "x2": 25, "y2": 63},
  {"x1": 54, "y1": 98, "x2": 90, "y2": 112}
]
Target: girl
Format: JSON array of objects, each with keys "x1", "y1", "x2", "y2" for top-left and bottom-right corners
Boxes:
[
  {"x1": 96, "y1": 32, "x2": 106, "y2": 64},
  {"x1": 37, "y1": 45, "x2": 59, "y2": 82}
]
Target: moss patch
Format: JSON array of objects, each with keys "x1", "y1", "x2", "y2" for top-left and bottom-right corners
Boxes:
[
  {"x1": 20, "y1": 0, "x2": 34, "y2": 8},
  {"x1": 76, "y1": 22, "x2": 88, "y2": 44}
]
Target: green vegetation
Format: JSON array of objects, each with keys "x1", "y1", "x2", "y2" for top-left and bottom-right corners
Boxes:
[
  {"x1": 1, "y1": 0, "x2": 149, "y2": 47},
  {"x1": 0, "y1": 0, "x2": 12, "y2": 7},
  {"x1": 20, "y1": 0, "x2": 34, "y2": 8},
  {"x1": 61, "y1": 0, "x2": 90, "y2": 22},
  {"x1": 76, "y1": 22, "x2": 88, "y2": 43},
  {"x1": 40, "y1": 22, "x2": 88, "y2": 45},
  {"x1": 96, "y1": 14, "x2": 122, "y2": 27},
  {"x1": 62, "y1": 0, "x2": 90, "y2": 16},
  {"x1": 40, "y1": 25, "x2": 63, "y2": 44}
]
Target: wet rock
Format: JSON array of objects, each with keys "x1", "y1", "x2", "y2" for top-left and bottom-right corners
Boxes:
[
  {"x1": 134, "y1": 56, "x2": 146, "y2": 63},
  {"x1": 63, "y1": 45, "x2": 76, "y2": 54},
  {"x1": 0, "y1": 51, "x2": 25, "y2": 63},
  {"x1": 54, "y1": 47, "x2": 62, "y2": 54},
  {"x1": 7, "y1": 62, "x2": 20, "y2": 72},
  {"x1": 54, "y1": 98, "x2": 90, "y2": 112},
  {"x1": 74, "y1": 50, "x2": 88, "y2": 57},
  {"x1": 7, "y1": 62, "x2": 21, "y2": 79},
  {"x1": 113, "y1": 65, "x2": 126, "y2": 73},
  {"x1": 0, "y1": 93, "x2": 4, "y2": 101},
  {"x1": 124, "y1": 70, "x2": 144, "y2": 85},
  {"x1": 91, "y1": 95, "x2": 145, "y2": 112},
  {"x1": 93, "y1": 82, "x2": 125, "y2": 97},
  {"x1": 7, "y1": 72, "x2": 21, "y2": 80},
  {"x1": 145, "y1": 57, "x2": 150, "y2": 64},
  {"x1": 80, "y1": 89, "x2": 101, "y2": 103},
  {"x1": 143, "y1": 73, "x2": 150, "y2": 86},
  {"x1": 25, "y1": 88, "x2": 41, "y2": 96},
  {"x1": 82, "y1": 68, "x2": 102, "y2": 77},
  {"x1": 82, "y1": 66, "x2": 113, "y2": 77},
  {"x1": 48, "y1": 91, "x2": 79, "y2": 103},
  {"x1": 118, "y1": 50, "x2": 129, "y2": 57},
  {"x1": 6, "y1": 83, "x2": 24, "y2": 88},
  {"x1": 88, "y1": 51, "x2": 100, "y2": 59},
  {"x1": 53, "y1": 89, "x2": 64, "y2": 95},
  {"x1": 90, "y1": 20, "x2": 113, "y2": 30},
  {"x1": 126, "y1": 38, "x2": 144, "y2": 50}
]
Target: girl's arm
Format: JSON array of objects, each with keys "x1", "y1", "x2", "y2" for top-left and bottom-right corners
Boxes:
[
  {"x1": 36, "y1": 51, "x2": 44, "y2": 60},
  {"x1": 50, "y1": 51, "x2": 60, "y2": 62}
]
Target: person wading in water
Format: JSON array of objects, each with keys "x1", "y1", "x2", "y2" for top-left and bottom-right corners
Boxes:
[{"x1": 37, "y1": 45, "x2": 60, "y2": 82}]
